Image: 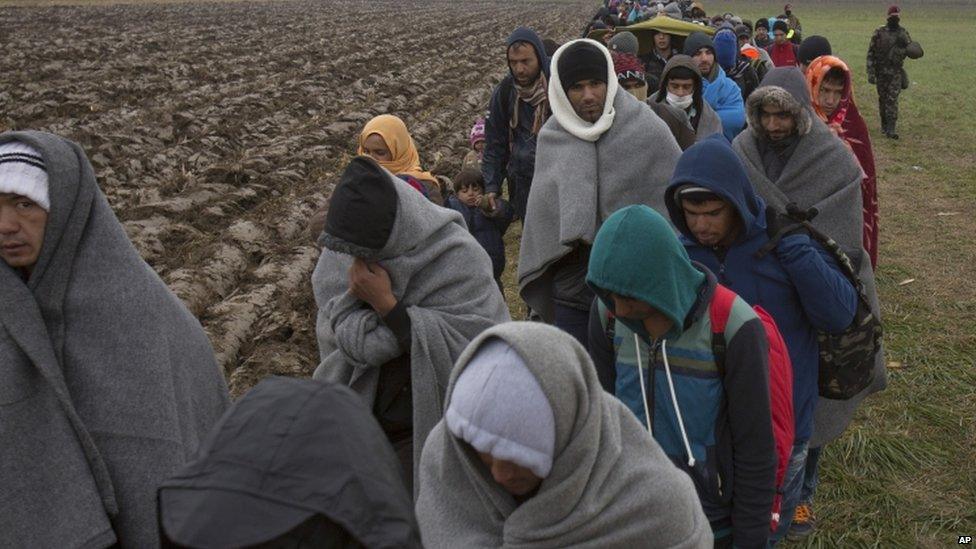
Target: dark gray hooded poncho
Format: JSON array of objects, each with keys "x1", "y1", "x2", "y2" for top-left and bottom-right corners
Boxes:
[{"x1": 0, "y1": 131, "x2": 229, "y2": 548}]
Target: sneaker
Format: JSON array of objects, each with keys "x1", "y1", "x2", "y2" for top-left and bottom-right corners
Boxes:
[{"x1": 786, "y1": 503, "x2": 816, "y2": 540}]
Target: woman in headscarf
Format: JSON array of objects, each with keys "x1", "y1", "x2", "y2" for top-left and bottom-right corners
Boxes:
[
  {"x1": 358, "y1": 114, "x2": 446, "y2": 206},
  {"x1": 416, "y1": 322, "x2": 711, "y2": 548},
  {"x1": 805, "y1": 55, "x2": 879, "y2": 269}
]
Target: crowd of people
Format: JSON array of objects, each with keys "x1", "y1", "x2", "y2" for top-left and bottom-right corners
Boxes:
[{"x1": 0, "y1": 2, "x2": 915, "y2": 548}]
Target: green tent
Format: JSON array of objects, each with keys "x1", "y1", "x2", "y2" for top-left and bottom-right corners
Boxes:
[{"x1": 588, "y1": 15, "x2": 716, "y2": 57}]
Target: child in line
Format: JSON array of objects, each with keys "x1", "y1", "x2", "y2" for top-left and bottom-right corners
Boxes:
[
  {"x1": 462, "y1": 118, "x2": 485, "y2": 170},
  {"x1": 446, "y1": 167, "x2": 513, "y2": 292}
]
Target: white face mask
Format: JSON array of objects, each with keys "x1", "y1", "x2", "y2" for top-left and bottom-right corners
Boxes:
[{"x1": 666, "y1": 91, "x2": 694, "y2": 110}]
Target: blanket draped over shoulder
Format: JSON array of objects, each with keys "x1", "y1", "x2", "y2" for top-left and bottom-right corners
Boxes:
[
  {"x1": 518, "y1": 87, "x2": 681, "y2": 322},
  {"x1": 312, "y1": 172, "x2": 510, "y2": 488},
  {"x1": 733, "y1": 117, "x2": 887, "y2": 447},
  {"x1": 0, "y1": 131, "x2": 229, "y2": 548},
  {"x1": 416, "y1": 322, "x2": 712, "y2": 549}
]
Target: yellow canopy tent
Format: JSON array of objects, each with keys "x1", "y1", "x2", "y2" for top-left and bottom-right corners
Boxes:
[{"x1": 588, "y1": 15, "x2": 716, "y2": 57}]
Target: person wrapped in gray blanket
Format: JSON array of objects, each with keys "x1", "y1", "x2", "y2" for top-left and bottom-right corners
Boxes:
[
  {"x1": 416, "y1": 322, "x2": 711, "y2": 548},
  {"x1": 312, "y1": 156, "x2": 510, "y2": 495},
  {"x1": 0, "y1": 132, "x2": 230, "y2": 548},
  {"x1": 518, "y1": 38, "x2": 681, "y2": 348}
]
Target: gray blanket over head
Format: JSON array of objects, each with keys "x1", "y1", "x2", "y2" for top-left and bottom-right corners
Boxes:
[
  {"x1": 733, "y1": 84, "x2": 887, "y2": 447},
  {"x1": 416, "y1": 322, "x2": 711, "y2": 548},
  {"x1": 312, "y1": 172, "x2": 510, "y2": 488},
  {"x1": 518, "y1": 88, "x2": 681, "y2": 322},
  {"x1": 0, "y1": 131, "x2": 230, "y2": 548}
]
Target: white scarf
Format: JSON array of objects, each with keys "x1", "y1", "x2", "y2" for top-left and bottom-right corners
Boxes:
[{"x1": 547, "y1": 39, "x2": 619, "y2": 143}]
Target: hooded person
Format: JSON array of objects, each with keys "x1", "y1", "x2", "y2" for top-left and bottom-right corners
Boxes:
[
  {"x1": 482, "y1": 27, "x2": 552, "y2": 219},
  {"x1": 733, "y1": 67, "x2": 886, "y2": 454},
  {"x1": 0, "y1": 131, "x2": 230, "y2": 548},
  {"x1": 358, "y1": 114, "x2": 444, "y2": 206},
  {"x1": 797, "y1": 35, "x2": 832, "y2": 73},
  {"x1": 715, "y1": 26, "x2": 759, "y2": 101},
  {"x1": 416, "y1": 322, "x2": 712, "y2": 549},
  {"x1": 585, "y1": 205, "x2": 776, "y2": 548},
  {"x1": 613, "y1": 51, "x2": 695, "y2": 150},
  {"x1": 765, "y1": 20, "x2": 799, "y2": 67},
  {"x1": 312, "y1": 156, "x2": 510, "y2": 494},
  {"x1": 806, "y1": 56, "x2": 879, "y2": 269},
  {"x1": 664, "y1": 135, "x2": 858, "y2": 546},
  {"x1": 158, "y1": 377, "x2": 422, "y2": 549},
  {"x1": 654, "y1": 54, "x2": 724, "y2": 143},
  {"x1": 683, "y1": 31, "x2": 746, "y2": 140},
  {"x1": 518, "y1": 38, "x2": 681, "y2": 346}
]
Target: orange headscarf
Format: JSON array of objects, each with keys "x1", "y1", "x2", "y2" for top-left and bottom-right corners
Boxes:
[
  {"x1": 357, "y1": 114, "x2": 437, "y2": 185},
  {"x1": 805, "y1": 55, "x2": 854, "y2": 125}
]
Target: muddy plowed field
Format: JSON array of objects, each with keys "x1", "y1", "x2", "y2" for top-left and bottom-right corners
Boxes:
[{"x1": 1, "y1": 0, "x2": 593, "y2": 395}]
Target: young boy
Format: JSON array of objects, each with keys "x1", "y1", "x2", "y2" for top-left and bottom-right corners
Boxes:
[
  {"x1": 446, "y1": 167, "x2": 513, "y2": 291},
  {"x1": 462, "y1": 118, "x2": 485, "y2": 170}
]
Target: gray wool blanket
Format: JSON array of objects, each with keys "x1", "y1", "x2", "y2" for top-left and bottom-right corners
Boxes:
[
  {"x1": 518, "y1": 88, "x2": 681, "y2": 322},
  {"x1": 695, "y1": 102, "x2": 725, "y2": 142},
  {"x1": 0, "y1": 131, "x2": 229, "y2": 548},
  {"x1": 733, "y1": 106, "x2": 887, "y2": 448},
  {"x1": 312, "y1": 172, "x2": 510, "y2": 490},
  {"x1": 416, "y1": 322, "x2": 711, "y2": 548}
]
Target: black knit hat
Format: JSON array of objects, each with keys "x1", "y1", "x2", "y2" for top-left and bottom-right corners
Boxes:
[
  {"x1": 558, "y1": 42, "x2": 608, "y2": 92},
  {"x1": 323, "y1": 156, "x2": 397, "y2": 257},
  {"x1": 772, "y1": 19, "x2": 788, "y2": 34},
  {"x1": 755, "y1": 18, "x2": 769, "y2": 30},
  {"x1": 682, "y1": 32, "x2": 715, "y2": 57},
  {"x1": 798, "y1": 35, "x2": 832, "y2": 64}
]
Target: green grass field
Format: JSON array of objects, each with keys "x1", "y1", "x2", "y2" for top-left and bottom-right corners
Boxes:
[{"x1": 505, "y1": 2, "x2": 976, "y2": 546}]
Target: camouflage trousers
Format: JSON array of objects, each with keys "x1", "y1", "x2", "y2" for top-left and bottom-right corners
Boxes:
[{"x1": 876, "y1": 71, "x2": 902, "y2": 133}]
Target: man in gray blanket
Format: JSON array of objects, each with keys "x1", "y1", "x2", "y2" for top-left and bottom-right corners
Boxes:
[
  {"x1": 312, "y1": 156, "x2": 510, "y2": 495},
  {"x1": 0, "y1": 132, "x2": 230, "y2": 548},
  {"x1": 731, "y1": 67, "x2": 887, "y2": 537},
  {"x1": 518, "y1": 38, "x2": 681, "y2": 348}
]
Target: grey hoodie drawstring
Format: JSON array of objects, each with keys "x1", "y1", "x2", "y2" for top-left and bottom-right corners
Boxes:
[
  {"x1": 662, "y1": 339, "x2": 696, "y2": 467},
  {"x1": 634, "y1": 333, "x2": 653, "y2": 435}
]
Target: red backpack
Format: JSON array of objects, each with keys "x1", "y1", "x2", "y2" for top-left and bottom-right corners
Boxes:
[{"x1": 709, "y1": 284, "x2": 795, "y2": 533}]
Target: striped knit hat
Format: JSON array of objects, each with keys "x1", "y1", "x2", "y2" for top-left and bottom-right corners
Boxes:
[{"x1": 0, "y1": 141, "x2": 49, "y2": 211}]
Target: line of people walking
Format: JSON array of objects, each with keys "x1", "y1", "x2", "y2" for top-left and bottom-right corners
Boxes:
[{"x1": 0, "y1": 3, "x2": 902, "y2": 548}]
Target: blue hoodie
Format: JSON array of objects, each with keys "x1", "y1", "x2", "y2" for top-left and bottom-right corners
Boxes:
[
  {"x1": 665, "y1": 135, "x2": 858, "y2": 443},
  {"x1": 703, "y1": 66, "x2": 745, "y2": 141},
  {"x1": 482, "y1": 27, "x2": 551, "y2": 218}
]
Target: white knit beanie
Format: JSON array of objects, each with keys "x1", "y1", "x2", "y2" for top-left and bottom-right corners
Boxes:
[
  {"x1": 446, "y1": 338, "x2": 556, "y2": 478},
  {"x1": 0, "y1": 141, "x2": 49, "y2": 211}
]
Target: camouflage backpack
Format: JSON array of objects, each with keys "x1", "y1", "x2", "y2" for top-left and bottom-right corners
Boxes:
[{"x1": 762, "y1": 205, "x2": 883, "y2": 400}]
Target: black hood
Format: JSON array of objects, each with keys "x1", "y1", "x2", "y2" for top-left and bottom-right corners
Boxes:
[{"x1": 158, "y1": 377, "x2": 421, "y2": 549}]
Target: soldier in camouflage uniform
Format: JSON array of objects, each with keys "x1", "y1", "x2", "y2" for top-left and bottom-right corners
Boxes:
[{"x1": 867, "y1": 5, "x2": 913, "y2": 139}]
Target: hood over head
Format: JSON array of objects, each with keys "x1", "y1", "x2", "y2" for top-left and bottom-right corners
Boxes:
[
  {"x1": 506, "y1": 26, "x2": 551, "y2": 80},
  {"x1": 805, "y1": 55, "x2": 855, "y2": 123},
  {"x1": 665, "y1": 134, "x2": 766, "y2": 243},
  {"x1": 548, "y1": 39, "x2": 619, "y2": 142},
  {"x1": 159, "y1": 377, "x2": 421, "y2": 549},
  {"x1": 587, "y1": 205, "x2": 705, "y2": 341},
  {"x1": 713, "y1": 27, "x2": 739, "y2": 72},
  {"x1": 746, "y1": 67, "x2": 813, "y2": 139},
  {"x1": 655, "y1": 54, "x2": 703, "y2": 111}
]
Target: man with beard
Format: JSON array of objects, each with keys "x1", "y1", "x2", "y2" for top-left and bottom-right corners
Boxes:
[
  {"x1": 518, "y1": 39, "x2": 680, "y2": 347},
  {"x1": 732, "y1": 68, "x2": 888, "y2": 541},
  {"x1": 482, "y1": 27, "x2": 550, "y2": 219},
  {"x1": 867, "y1": 5, "x2": 916, "y2": 139},
  {"x1": 684, "y1": 32, "x2": 746, "y2": 140}
]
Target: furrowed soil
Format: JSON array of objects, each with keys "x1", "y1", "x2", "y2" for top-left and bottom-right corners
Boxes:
[{"x1": 0, "y1": 0, "x2": 594, "y2": 396}]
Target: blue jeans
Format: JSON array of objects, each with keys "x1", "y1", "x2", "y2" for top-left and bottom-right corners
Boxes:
[
  {"x1": 554, "y1": 303, "x2": 590, "y2": 349},
  {"x1": 799, "y1": 445, "x2": 822, "y2": 504},
  {"x1": 767, "y1": 441, "x2": 809, "y2": 546}
]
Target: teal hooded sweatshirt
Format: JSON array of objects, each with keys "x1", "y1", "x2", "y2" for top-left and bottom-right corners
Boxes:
[{"x1": 586, "y1": 205, "x2": 776, "y2": 548}]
